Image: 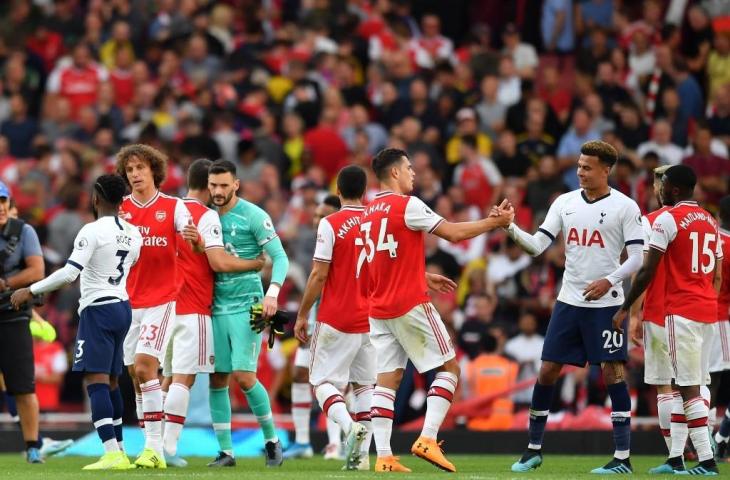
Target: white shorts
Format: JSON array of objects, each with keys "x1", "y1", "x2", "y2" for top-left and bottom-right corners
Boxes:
[
  {"x1": 309, "y1": 322, "x2": 375, "y2": 390},
  {"x1": 369, "y1": 303, "x2": 455, "y2": 374},
  {"x1": 123, "y1": 302, "x2": 175, "y2": 366},
  {"x1": 665, "y1": 314, "x2": 712, "y2": 386},
  {"x1": 709, "y1": 319, "x2": 730, "y2": 373},
  {"x1": 294, "y1": 346, "x2": 310, "y2": 369},
  {"x1": 162, "y1": 314, "x2": 215, "y2": 376},
  {"x1": 643, "y1": 321, "x2": 674, "y2": 385}
]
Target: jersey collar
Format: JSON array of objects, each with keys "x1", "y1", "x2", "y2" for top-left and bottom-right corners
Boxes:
[
  {"x1": 130, "y1": 190, "x2": 160, "y2": 208},
  {"x1": 374, "y1": 190, "x2": 395, "y2": 198},
  {"x1": 721, "y1": 227, "x2": 730, "y2": 236},
  {"x1": 342, "y1": 205, "x2": 365, "y2": 211},
  {"x1": 674, "y1": 200, "x2": 698, "y2": 207},
  {"x1": 581, "y1": 188, "x2": 611, "y2": 204}
]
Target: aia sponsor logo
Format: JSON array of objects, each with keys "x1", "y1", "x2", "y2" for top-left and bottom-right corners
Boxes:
[{"x1": 566, "y1": 228, "x2": 605, "y2": 247}]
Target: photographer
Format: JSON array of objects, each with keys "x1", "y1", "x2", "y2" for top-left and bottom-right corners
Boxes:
[{"x1": 0, "y1": 181, "x2": 45, "y2": 463}]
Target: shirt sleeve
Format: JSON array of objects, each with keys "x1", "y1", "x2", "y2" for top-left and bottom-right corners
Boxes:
[
  {"x1": 536, "y1": 194, "x2": 564, "y2": 241},
  {"x1": 716, "y1": 225, "x2": 723, "y2": 260},
  {"x1": 313, "y1": 218, "x2": 335, "y2": 263},
  {"x1": 622, "y1": 201, "x2": 645, "y2": 247},
  {"x1": 641, "y1": 215, "x2": 652, "y2": 252},
  {"x1": 173, "y1": 198, "x2": 192, "y2": 232},
  {"x1": 20, "y1": 224, "x2": 43, "y2": 260},
  {"x1": 198, "y1": 209, "x2": 224, "y2": 250},
  {"x1": 404, "y1": 196, "x2": 444, "y2": 233},
  {"x1": 250, "y1": 207, "x2": 279, "y2": 246},
  {"x1": 649, "y1": 211, "x2": 678, "y2": 252},
  {"x1": 66, "y1": 224, "x2": 98, "y2": 271}
]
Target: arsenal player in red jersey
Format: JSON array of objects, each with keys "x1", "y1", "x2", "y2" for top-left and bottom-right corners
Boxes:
[
  {"x1": 363, "y1": 149, "x2": 511, "y2": 472},
  {"x1": 615, "y1": 165, "x2": 722, "y2": 475}
]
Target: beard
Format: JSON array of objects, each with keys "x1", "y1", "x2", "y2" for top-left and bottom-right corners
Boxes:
[{"x1": 212, "y1": 191, "x2": 235, "y2": 206}]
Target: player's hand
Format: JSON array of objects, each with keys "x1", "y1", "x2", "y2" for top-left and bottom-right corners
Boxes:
[
  {"x1": 629, "y1": 315, "x2": 643, "y2": 347},
  {"x1": 253, "y1": 253, "x2": 266, "y2": 271},
  {"x1": 583, "y1": 278, "x2": 612, "y2": 301},
  {"x1": 10, "y1": 288, "x2": 32, "y2": 310},
  {"x1": 294, "y1": 315, "x2": 309, "y2": 343},
  {"x1": 612, "y1": 308, "x2": 628, "y2": 333},
  {"x1": 263, "y1": 295, "x2": 277, "y2": 320},
  {"x1": 425, "y1": 273, "x2": 457, "y2": 293},
  {"x1": 0, "y1": 278, "x2": 8, "y2": 291},
  {"x1": 182, "y1": 219, "x2": 204, "y2": 249}
]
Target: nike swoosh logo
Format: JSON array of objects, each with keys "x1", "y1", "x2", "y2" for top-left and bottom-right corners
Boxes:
[
  {"x1": 565, "y1": 212, "x2": 575, "y2": 215},
  {"x1": 609, "y1": 348, "x2": 621, "y2": 354}
]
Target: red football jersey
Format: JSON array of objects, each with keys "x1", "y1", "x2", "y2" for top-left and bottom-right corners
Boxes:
[
  {"x1": 360, "y1": 191, "x2": 444, "y2": 319},
  {"x1": 47, "y1": 63, "x2": 107, "y2": 118},
  {"x1": 176, "y1": 198, "x2": 224, "y2": 316},
  {"x1": 313, "y1": 205, "x2": 369, "y2": 333},
  {"x1": 718, "y1": 229, "x2": 730, "y2": 320},
  {"x1": 119, "y1": 191, "x2": 190, "y2": 309},
  {"x1": 649, "y1": 201, "x2": 722, "y2": 323},
  {"x1": 642, "y1": 206, "x2": 671, "y2": 326}
]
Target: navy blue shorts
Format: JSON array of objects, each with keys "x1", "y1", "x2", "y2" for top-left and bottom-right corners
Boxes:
[
  {"x1": 541, "y1": 301, "x2": 627, "y2": 367},
  {"x1": 73, "y1": 300, "x2": 132, "y2": 376}
]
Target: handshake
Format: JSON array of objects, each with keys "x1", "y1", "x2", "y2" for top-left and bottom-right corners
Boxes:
[{"x1": 488, "y1": 199, "x2": 515, "y2": 228}]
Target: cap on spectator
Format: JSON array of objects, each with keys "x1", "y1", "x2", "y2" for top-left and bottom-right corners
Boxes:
[
  {"x1": 456, "y1": 108, "x2": 476, "y2": 122},
  {"x1": 0, "y1": 181, "x2": 11, "y2": 200}
]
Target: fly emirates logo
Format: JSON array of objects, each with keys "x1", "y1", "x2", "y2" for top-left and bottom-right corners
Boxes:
[{"x1": 137, "y1": 226, "x2": 168, "y2": 247}]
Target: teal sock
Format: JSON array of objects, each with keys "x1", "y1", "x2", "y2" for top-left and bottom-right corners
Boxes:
[
  {"x1": 209, "y1": 387, "x2": 233, "y2": 455},
  {"x1": 245, "y1": 381, "x2": 277, "y2": 443}
]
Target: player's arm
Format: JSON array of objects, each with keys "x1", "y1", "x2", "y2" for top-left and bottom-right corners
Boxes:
[
  {"x1": 432, "y1": 199, "x2": 512, "y2": 242},
  {"x1": 503, "y1": 195, "x2": 564, "y2": 257},
  {"x1": 4, "y1": 225, "x2": 45, "y2": 291},
  {"x1": 715, "y1": 258, "x2": 723, "y2": 293},
  {"x1": 295, "y1": 261, "x2": 330, "y2": 343},
  {"x1": 252, "y1": 209, "x2": 289, "y2": 318},
  {"x1": 206, "y1": 249, "x2": 265, "y2": 273}
]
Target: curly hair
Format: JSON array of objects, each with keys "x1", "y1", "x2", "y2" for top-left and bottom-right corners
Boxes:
[
  {"x1": 115, "y1": 144, "x2": 168, "y2": 188},
  {"x1": 580, "y1": 140, "x2": 618, "y2": 167}
]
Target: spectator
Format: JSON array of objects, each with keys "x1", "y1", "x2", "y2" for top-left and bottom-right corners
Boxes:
[
  {"x1": 575, "y1": 0, "x2": 614, "y2": 47},
  {"x1": 537, "y1": 64, "x2": 572, "y2": 124},
  {"x1": 576, "y1": 27, "x2": 611, "y2": 76},
  {"x1": 636, "y1": 118, "x2": 684, "y2": 165},
  {"x1": 501, "y1": 23, "x2": 538, "y2": 79},
  {"x1": 99, "y1": 21, "x2": 135, "y2": 70},
  {"x1": 708, "y1": 84, "x2": 730, "y2": 143},
  {"x1": 557, "y1": 107, "x2": 601, "y2": 189},
  {"x1": 46, "y1": 43, "x2": 108, "y2": 119},
  {"x1": 496, "y1": 56, "x2": 521, "y2": 108},
  {"x1": 475, "y1": 74, "x2": 506, "y2": 138},
  {"x1": 682, "y1": 123, "x2": 729, "y2": 206},
  {"x1": 494, "y1": 130, "x2": 532, "y2": 181},
  {"x1": 672, "y1": 56, "x2": 704, "y2": 123},
  {"x1": 453, "y1": 134, "x2": 502, "y2": 211},
  {"x1": 707, "y1": 30, "x2": 730, "y2": 101},
  {"x1": 33, "y1": 332, "x2": 68, "y2": 412},
  {"x1": 458, "y1": 293, "x2": 497, "y2": 359},
  {"x1": 182, "y1": 34, "x2": 222, "y2": 86},
  {"x1": 303, "y1": 107, "x2": 349, "y2": 182},
  {"x1": 487, "y1": 237, "x2": 532, "y2": 303},
  {"x1": 541, "y1": 0, "x2": 575, "y2": 54},
  {"x1": 408, "y1": 14, "x2": 453, "y2": 69},
  {"x1": 445, "y1": 108, "x2": 492, "y2": 166},
  {"x1": 614, "y1": 101, "x2": 649, "y2": 150},
  {"x1": 517, "y1": 114, "x2": 556, "y2": 167},
  {"x1": 341, "y1": 103, "x2": 388, "y2": 155},
  {"x1": 504, "y1": 312, "x2": 544, "y2": 405},
  {"x1": 659, "y1": 87, "x2": 689, "y2": 147},
  {"x1": 0, "y1": 95, "x2": 38, "y2": 159},
  {"x1": 525, "y1": 156, "x2": 566, "y2": 218}
]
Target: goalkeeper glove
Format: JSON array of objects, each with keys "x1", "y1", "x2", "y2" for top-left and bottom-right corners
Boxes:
[{"x1": 249, "y1": 304, "x2": 290, "y2": 348}]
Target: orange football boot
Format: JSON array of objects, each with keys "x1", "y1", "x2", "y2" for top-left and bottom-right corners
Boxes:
[
  {"x1": 410, "y1": 436, "x2": 456, "y2": 472},
  {"x1": 374, "y1": 455, "x2": 412, "y2": 473}
]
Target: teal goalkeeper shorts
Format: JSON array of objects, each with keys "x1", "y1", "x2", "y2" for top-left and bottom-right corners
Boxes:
[{"x1": 212, "y1": 308, "x2": 262, "y2": 373}]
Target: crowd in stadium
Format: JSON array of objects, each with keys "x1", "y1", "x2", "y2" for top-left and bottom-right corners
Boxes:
[{"x1": 0, "y1": 0, "x2": 729, "y2": 429}]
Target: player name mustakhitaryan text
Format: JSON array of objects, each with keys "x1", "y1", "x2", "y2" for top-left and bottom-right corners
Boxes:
[
  {"x1": 363, "y1": 202, "x2": 392, "y2": 217},
  {"x1": 678, "y1": 211, "x2": 713, "y2": 230},
  {"x1": 337, "y1": 216, "x2": 361, "y2": 240}
]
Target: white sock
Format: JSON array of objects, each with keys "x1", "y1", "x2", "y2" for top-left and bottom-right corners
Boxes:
[
  {"x1": 291, "y1": 383, "x2": 312, "y2": 445},
  {"x1": 315, "y1": 383, "x2": 353, "y2": 433},
  {"x1": 103, "y1": 437, "x2": 120, "y2": 453},
  {"x1": 354, "y1": 384, "x2": 374, "y2": 456},
  {"x1": 161, "y1": 389, "x2": 168, "y2": 433},
  {"x1": 685, "y1": 396, "x2": 713, "y2": 462},
  {"x1": 669, "y1": 392, "x2": 688, "y2": 459},
  {"x1": 371, "y1": 386, "x2": 396, "y2": 457},
  {"x1": 326, "y1": 416, "x2": 341, "y2": 446},
  {"x1": 113, "y1": 418, "x2": 124, "y2": 452},
  {"x1": 163, "y1": 383, "x2": 189, "y2": 456},
  {"x1": 140, "y1": 379, "x2": 163, "y2": 454},
  {"x1": 657, "y1": 393, "x2": 673, "y2": 453},
  {"x1": 421, "y1": 372, "x2": 457, "y2": 439},
  {"x1": 135, "y1": 393, "x2": 144, "y2": 430}
]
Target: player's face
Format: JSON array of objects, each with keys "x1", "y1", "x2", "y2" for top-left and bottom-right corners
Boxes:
[
  {"x1": 395, "y1": 157, "x2": 415, "y2": 193},
  {"x1": 208, "y1": 172, "x2": 239, "y2": 208},
  {"x1": 313, "y1": 204, "x2": 334, "y2": 228},
  {"x1": 125, "y1": 156, "x2": 155, "y2": 194},
  {"x1": 576, "y1": 154, "x2": 608, "y2": 191},
  {"x1": 659, "y1": 175, "x2": 677, "y2": 206}
]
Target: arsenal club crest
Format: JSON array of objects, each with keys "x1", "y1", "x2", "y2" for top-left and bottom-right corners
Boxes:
[{"x1": 155, "y1": 210, "x2": 166, "y2": 222}]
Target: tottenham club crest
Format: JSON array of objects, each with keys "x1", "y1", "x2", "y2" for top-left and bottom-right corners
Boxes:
[{"x1": 155, "y1": 210, "x2": 166, "y2": 222}]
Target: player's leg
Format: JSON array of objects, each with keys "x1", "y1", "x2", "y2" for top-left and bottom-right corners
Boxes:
[
  {"x1": 134, "y1": 301, "x2": 175, "y2": 468},
  {"x1": 710, "y1": 319, "x2": 730, "y2": 458},
  {"x1": 368, "y1": 317, "x2": 411, "y2": 473},
  {"x1": 513, "y1": 302, "x2": 584, "y2": 472},
  {"x1": 348, "y1": 332, "x2": 376, "y2": 471},
  {"x1": 669, "y1": 315, "x2": 718, "y2": 474},
  {"x1": 642, "y1": 320, "x2": 675, "y2": 462},
  {"x1": 208, "y1": 313, "x2": 235, "y2": 466},
  {"x1": 0, "y1": 320, "x2": 42, "y2": 463},
  {"x1": 123, "y1": 308, "x2": 143, "y2": 431},
  {"x1": 284, "y1": 346, "x2": 314, "y2": 459},
  {"x1": 230, "y1": 308, "x2": 282, "y2": 467}
]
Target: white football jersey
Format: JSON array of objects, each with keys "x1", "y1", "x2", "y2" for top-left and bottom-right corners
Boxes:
[
  {"x1": 538, "y1": 188, "x2": 644, "y2": 308},
  {"x1": 67, "y1": 216, "x2": 143, "y2": 313}
]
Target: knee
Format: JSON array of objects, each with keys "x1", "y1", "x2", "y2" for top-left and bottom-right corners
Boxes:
[
  {"x1": 233, "y1": 372, "x2": 256, "y2": 391},
  {"x1": 440, "y1": 359, "x2": 461, "y2": 380},
  {"x1": 210, "y1": 373, "x2": 229, "y2": 389},
  {"x1": 601, "y1": 361, "x2": 624, "y2": 385},
  {"x1": 134, "y1": 363, "x2": 155, "y2": 382},
  {"x1": 537, "y1": 362, "x2": 562, "y2": 385}
]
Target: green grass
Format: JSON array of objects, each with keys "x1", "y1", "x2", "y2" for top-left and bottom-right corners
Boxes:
[{"x1": 0, "y1": 454, "x2": 727, "y2": 479}]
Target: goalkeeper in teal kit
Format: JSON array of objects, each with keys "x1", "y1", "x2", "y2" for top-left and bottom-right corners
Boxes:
[{"x1": 206, "y1": 160, "x2": 290, "y2": 467}]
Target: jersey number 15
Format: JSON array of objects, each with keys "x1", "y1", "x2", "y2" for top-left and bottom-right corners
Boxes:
[{"x1": 689, "y1": 232, "x2": 716, "y2": 275}]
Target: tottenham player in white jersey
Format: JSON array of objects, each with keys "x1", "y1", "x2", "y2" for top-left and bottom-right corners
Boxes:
[
  {"x1": 12, "y1": 175, "x2": 142, "y2": 471},
  {"x1": 499, "y1": 141, "x2": 644, "y2": 474}
]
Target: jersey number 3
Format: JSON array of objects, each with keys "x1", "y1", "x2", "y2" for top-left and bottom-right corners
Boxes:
[
  {"x1": 108, "y1": 250, "x2": 129, "y2": 286},
  {"x1": 356, "y1": 218, "x2": 399, "y2": 277}
]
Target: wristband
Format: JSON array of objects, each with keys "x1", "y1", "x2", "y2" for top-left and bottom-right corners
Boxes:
[{"x1": 265, "y1": 284, "x2": 280, "y2": 298}]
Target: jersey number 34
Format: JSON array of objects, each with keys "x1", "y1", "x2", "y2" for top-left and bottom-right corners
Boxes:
[{"x1": 356, "y1": 219, "x2": 399, "y2": 277}]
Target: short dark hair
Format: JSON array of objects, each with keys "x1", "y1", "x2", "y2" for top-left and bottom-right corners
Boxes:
[
  {"x1": 336, "y1": 165, "x2": 367, "y2": 200},
  {"x1": 719, "y1": 196, "x2": 730, "y2": 225},
  {"x1": 322, "y1": 194, "x2": 341, "y2": 210},
  {"x1": 188, "y1": 158, "x2": 212, "y2": 191},
  {"x1": 372, "y1": 148, "x2": 408, "y2": 181},
  {"x1": 664, "y1": 164, "x2": 697, "y2": 192},
  {"x1": 209, "y1": 159, "x2": 237, "y2": 176},
  {"x1": 94, "y1": 174, "x2": 127, "y2": 206},
  {"x1": 580, "y1": 140, "x2": 618, "y2": 167}
]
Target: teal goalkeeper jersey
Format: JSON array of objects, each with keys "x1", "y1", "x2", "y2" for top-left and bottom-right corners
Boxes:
[{"x1": 213, "y1": 198, "x2": 279, "y2": 315}]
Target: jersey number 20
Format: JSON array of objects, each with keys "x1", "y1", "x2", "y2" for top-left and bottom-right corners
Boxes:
[
  {"x1": 356, "y1": 218, "x2": 399, "y2": 277},
  {"x1": 108, "y1": 250, "x2": 129, "y2": 285}
]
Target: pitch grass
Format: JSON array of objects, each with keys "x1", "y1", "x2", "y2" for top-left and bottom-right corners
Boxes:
[{"x1": 0, "y1": 454, "x2": 727, "y2": 479}]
